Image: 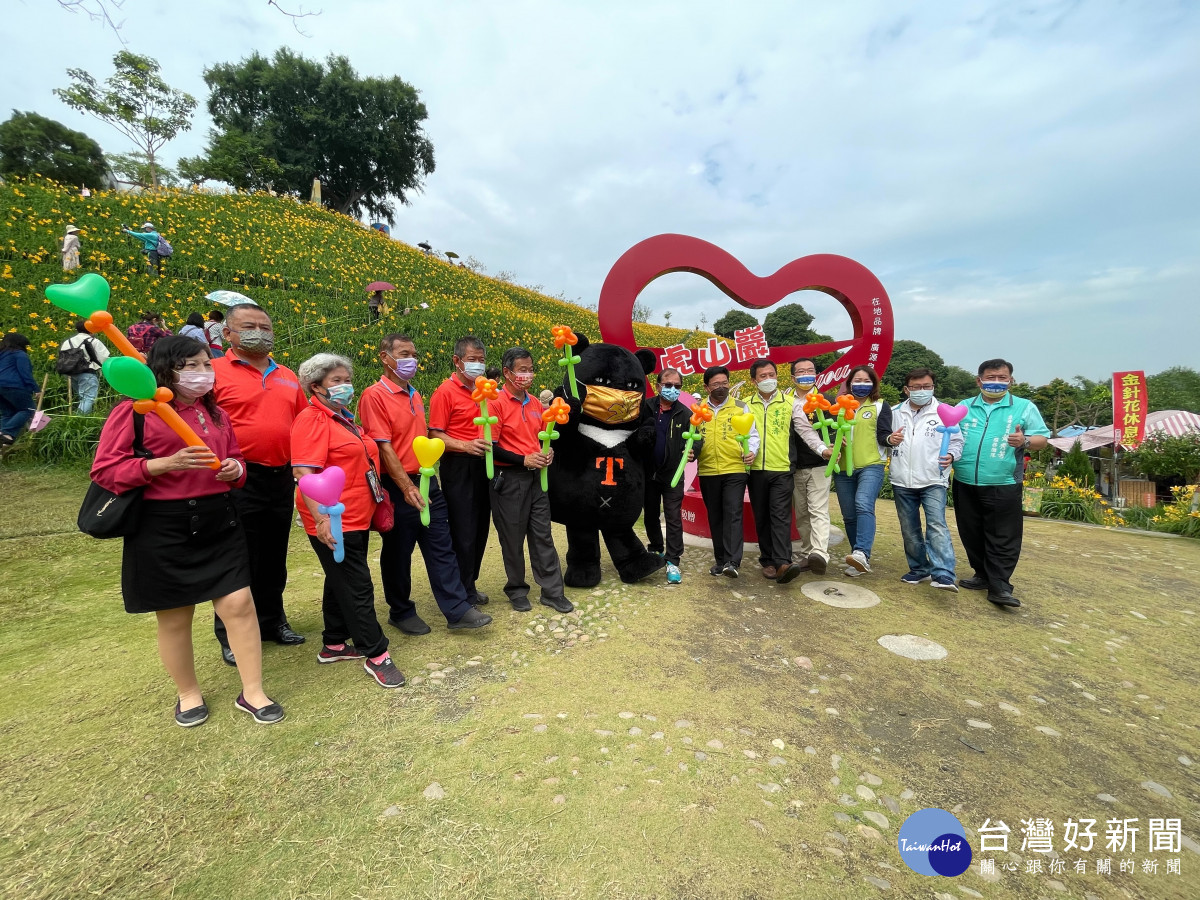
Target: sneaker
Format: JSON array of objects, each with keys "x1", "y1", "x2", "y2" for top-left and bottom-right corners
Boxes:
[
  {"x1": 510, "y1": 596, "x2": 533, "y2": 612},
  {"x1": 666, "y1": 563, "x2": 682, "y2": 584},
  {"x1": 762, "y1": 565, "x2": 778, "y2": 580},
  {"x1": 843, "y1": 566, "x2": 863, "y2": 578},
  {"x1": 722, "y1": 563, "x2": 739, "y2": 579},
  {"x1": 987, "y1": 591, "x2": 1021, "y2": 608},
  {"x1": 931, "y1": 577, "x2": 959, "y2": 593},
  {"x1": 174, "y1": 699, "x2": 209, "y2": 728},
  {"x1": 388, "y1": 614, "x2": 431, "y2": 635},
  {"x1": 540, "y1": 595, "x2": 575, "y2": 614},
  {"x1": 900, "y1": 572, "x2": 932, "y2": 585},
  {"x1": 776, "y1": 562, "x2": 802, "y2": 585},
  {"x1": 845, "y1": 550, "x2": 870, "y2": 573},
  {"x1": 317, "y1": 643, "x2": 365, "y2": 664},
  {"x1": 710, "y1": 564, "x2": 723, "y2": 576},
  {"x1": 472, "y1": 591, "x2": 491, "y2": 606},
  {"x1": 807, "y1": 553, "x2": 827, "y2": 575},
  {"x1": 448, "y1": 607, "x2": 493, "y2": 629},
  {"x1": 958, "y1": 575, "x2": 988, "y2": 591},
  {"x1": 234, "y1": 693, "x2": 286, "y2": 724},
  {"x1": 364, "y1": 655, "x2": 406, "y2": 688}
]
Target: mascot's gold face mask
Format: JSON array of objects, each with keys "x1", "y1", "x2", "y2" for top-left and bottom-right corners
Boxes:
[{"x1": 582, "y1": 384, "x2": 643, "y2": 424}]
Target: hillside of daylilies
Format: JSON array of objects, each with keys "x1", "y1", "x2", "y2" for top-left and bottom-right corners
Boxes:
[{"x1": 1, "y1": 177, "x2": 704, "y2": 460}]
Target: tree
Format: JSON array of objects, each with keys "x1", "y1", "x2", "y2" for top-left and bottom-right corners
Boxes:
[
  {"x1": 109, "y1": 151, "x2": 178, "y2": 188},
  {"x1": 55, "y1": 51, "x2": 195, "y2": 188},
  {"x1": 1029, "y1": 376, "x2": 1112, "y2": 435},
  {"x1": 882, "y1": 339, "x2": 947, "y2": 392},
  {"x1": 631, "y1": 301, "x2": 651, "y2": 324},
  {"x1": 940, "y1": 365, "x2": 977, "y2": 402},
  {"x1": 713, "y1": 309, "x2": 757, "y2": 338},
  {"x1": 1147, "y1": 367, "x2": 1200, "y2": 414},
  {"x1": 189, "y1": 49, "x2": 435, "y2": 223},
  {"x1": 662, "y1": 311, "x2": 672, "y2": 327},
  {"x1": 763, "y1": 303, "x2": 818, "y2": 346},
  {"x1": 0, "y1": 111, "x2": 108, "y2": 186},
  {"x1": 1057, "y1": 439, "x2": 1095, "y2": 487},
  {"x1": 1126, "y1": 431, "x2": 1200, "y2": 488}
]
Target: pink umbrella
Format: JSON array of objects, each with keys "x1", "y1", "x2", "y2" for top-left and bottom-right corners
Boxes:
[{"x1": 366, "y1": 282, "x2": 395, "y2": 292}]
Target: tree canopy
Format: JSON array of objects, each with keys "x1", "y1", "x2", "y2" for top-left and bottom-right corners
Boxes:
[
  {"x1": 185, "y1": 49, "x2": 435, "y2": 223},
  {"x1": 882, "y1": 339, "x2": 947, "y2": 392},
  {"x1": 1147, "y1": 366, "x2": 1200, "y2": 414},
  {"x1": 54, "y1": 51, "x2": 195, "y2": 188},
  {"x1": 713, "y1": 309, "x2": 758, "y2": 338},
  {"x1": 0, "y1": 111, "x2": 108, "y2": 186}
]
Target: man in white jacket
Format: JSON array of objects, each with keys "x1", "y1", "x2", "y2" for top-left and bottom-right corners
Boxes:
[{"x1": 886, "y1": 367, "x2": 964, "y2": 591}]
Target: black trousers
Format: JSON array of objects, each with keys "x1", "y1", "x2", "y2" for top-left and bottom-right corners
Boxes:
[
  {"x1": 489, "y1": 467, "x2": 566, "y2": 604},
  {"x1": 644, "y1": 474, "x2": 685, "y2": 565},
  {"x1": 698, "y1": 473, "x2": 747, "y2": 568},
  {"x1": 748, "y1": 469, "x2": 794, "y2": 568},
  {"x1": 215, "y1": 463, "x2": 295, "y2": 647},
  {"x1": 952, "y1": 480, "x2": 1024, "y2": 595},
  {"x1": 309, "y1": 530, "x2": 388, "y2": 658},
  {"x1": 438, "y1": 453, "x2": 491, "y2": 602},
  {"x1": 379, "y1": 474, "x2": 473, "y2": 623}
]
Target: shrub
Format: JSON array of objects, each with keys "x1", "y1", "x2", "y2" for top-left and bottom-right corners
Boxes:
[
  {"x1": 1149, "y1": 486, "x2": 1200, "y2": 538},
  {"x1": 1056, "y1": 439, "x2": 1094, "y2": 488},
  {"x1": 1039, "y1": 475, "x2": 1119, "y2": 526}
]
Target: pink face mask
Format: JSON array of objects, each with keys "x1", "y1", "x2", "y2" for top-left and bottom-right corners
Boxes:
[
  {"x1": 510, "y1": 372, "x2": 535, "y2": 388},
  {"x1": 175, "y1": 370, "x2": 215, "y2": 399}
]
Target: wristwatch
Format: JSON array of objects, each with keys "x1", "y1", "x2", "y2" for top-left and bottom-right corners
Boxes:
[{"x1": 1023, "y1": 436, "x2": 1031, "y2": 449}]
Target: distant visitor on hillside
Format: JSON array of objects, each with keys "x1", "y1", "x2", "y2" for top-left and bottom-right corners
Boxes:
[
  {"x1": 368, "y1": 290, "x2": 384, "y2": 321},
  {"x1": 205, "y1": 310, "x2": 226, "y2": 357},
  {"x1": 0, "y1": 332, "x2": 41, "y2": 448},
  {"x1": 178, "y1": 312, "x2": 208, "y2": 345},
  {"x1": 121, "y1": 221, "x2": 169, "y2": 276},
  {"x1": 58, "y1": 319, "x2": 109, "y2": 414},
  {"x1": 127, "y1": 312, "x2": 172, "y2": 354},
  {"x1": 61, "y1": 225, "x2": 81, "y2": 272}
]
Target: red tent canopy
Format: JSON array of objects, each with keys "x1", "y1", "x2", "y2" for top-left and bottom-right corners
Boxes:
[{"x1": 1047, "y1": 410, "x2": 1200, "y2": 452}]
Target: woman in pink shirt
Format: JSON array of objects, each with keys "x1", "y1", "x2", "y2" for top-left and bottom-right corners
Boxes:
[{"x1": 91, "y1": 336, "x2": 284, "y2": 727}]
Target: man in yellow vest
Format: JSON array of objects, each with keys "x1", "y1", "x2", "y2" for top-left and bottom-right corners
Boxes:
[
  {"x1": 695, "y1": 365, "x2": 759, "y2": 578},
  {"x1": 746, "y1": 358, "x2": 831, "y2": 584}
]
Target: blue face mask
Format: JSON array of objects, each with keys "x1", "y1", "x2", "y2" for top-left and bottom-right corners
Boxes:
[
  {"x1": 462, "y1": 361, "x2": 486, "y2": 379},
  {"x1": 794, "y1": 375, "x2": 817, "y2": 388},
  {"x1": 980, "y1": 381, "x2": 1009, "y2": 399},
  {"x1": 326, "y1": 383, "x2": 355, "y2": 406},
  {"x1": 907, "y1": 389, "x2": 934, "y2": 407},
  {"x1": 851, "y1": 382, "x2": 873, "y2": 398},
  {"x1": 660, "y1": 386, "x2": 681, "y2": 402}
]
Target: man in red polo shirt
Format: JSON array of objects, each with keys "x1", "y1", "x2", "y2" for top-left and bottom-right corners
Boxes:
[
  {"x1": 489, "y1": 347, "x2": 572, "y2": 613},
  {"x1": 210, "y1": 303, "x2": 308, "y2": 665},
  {"x1": 428, "y1": 335, "x2": 493, "y2": 607},
  {"x1": 359, "y1": 333, "x2": 492, "y2": 634}
]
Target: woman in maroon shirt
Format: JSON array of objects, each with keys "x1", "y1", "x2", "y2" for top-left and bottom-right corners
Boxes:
[{"x1": 91, "y1": 336, "x2": 284, "y2": 727}]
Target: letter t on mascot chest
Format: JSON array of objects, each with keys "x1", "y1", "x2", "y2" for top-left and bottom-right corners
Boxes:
[{"x1": 546, "y1": 333, "x2": 667, "y2": 588}]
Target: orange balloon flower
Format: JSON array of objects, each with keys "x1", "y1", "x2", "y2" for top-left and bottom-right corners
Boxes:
[
  {"x1": 471, "y1": 376, "x2": 499, "y2": 403},
  {"x1": 542, "y1": 396, "x2": 571, "y2": 425},
  {"x1": 551, "y1": 324, "x2": 578, "y2": 349},
  {"x1": 803, "y1": 393, "x2": 832, "y2": 415},
  {"x1": 689, "y1": 402, "x2": 714, "y2": 427},
  {"x1": 832, "y1": 395, "x2": 860, "y2": 419}
]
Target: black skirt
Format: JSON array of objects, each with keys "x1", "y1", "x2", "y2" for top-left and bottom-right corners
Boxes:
[{"x1": 121, "y1": 494, "x2": 251, "y2": 614}]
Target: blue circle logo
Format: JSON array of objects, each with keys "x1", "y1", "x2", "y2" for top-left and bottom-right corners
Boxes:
[{"x1": 897, "y1": 808, "x2": 972, "y2": 877}]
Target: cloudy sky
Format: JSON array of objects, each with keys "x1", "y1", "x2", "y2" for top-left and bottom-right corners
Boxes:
[{"x1": 4, "y1": 0, "x2": 1197, "y2": 384}]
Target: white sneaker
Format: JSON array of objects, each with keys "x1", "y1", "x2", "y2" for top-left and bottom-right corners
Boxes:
[
  {"x1": 845, "y1": 550, "x2": 871, "y2": 573},
  {"x1": 843, "y1": 566, "x2": 863, "y2": 578}
]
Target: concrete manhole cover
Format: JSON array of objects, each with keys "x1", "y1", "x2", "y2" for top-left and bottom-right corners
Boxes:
[
  {"x1": 877, "y1": 634, "x2": 948, "y2": 661},
  {"x1": 801, "y1": 581, "x2": 881, "y2": 609}
]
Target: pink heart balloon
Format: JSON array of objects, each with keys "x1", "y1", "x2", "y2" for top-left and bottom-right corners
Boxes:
[
  {"x1": 298, "y1": 466, "x2": 346, "y2": 507},
  {"x1": 937, "y1": 403, "x2": 968, "y2": 427}
]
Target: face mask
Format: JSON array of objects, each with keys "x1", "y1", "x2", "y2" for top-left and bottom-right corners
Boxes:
[
  {"x1": 757, "y1": 378, "x2": 778, "y2": 394},
  {"x1": 235, "y1": 329, "x2": 275, "y2": 354},
  {"x1": 794, "y1": 375, "x2": 816, "y2": 388},
  {"x1": 907, "y1": 389, "x2": 934, "y2": 406},
  {"x1": 980, "y1": 382, "x2": 1009, "y2": 399},
  {"x1": 660, "y1": 386, "x2": 681, "y2": 403},
  {"x1": 510, "y1": 371, "x2": 535, "y2": 388},
  {"x1": 709, "y1": 387, "x2": 730, "y2": 405},
  {"x1": 461, "y1": 361, "x2": 486, "y2": 379},
  {"x1": 580, "y1": 384, "x2": 643, "y2": 424},
  {"x1": 325, "y1": 384, "x2": 354, "y2": 406},
  {"x1": 851, "y1": 382, "x2": 873, "y2": 398},
  {"x1": 175, "y1": 370, "x2": 215, "y2": 399},
  {"x1": 392, "y1": 357, "x2": 418, "y2": 380}
]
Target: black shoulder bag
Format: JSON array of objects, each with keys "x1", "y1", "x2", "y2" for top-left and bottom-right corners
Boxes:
[{"x1": 78, "y1": 413, "x2": 154, "y2": 539}]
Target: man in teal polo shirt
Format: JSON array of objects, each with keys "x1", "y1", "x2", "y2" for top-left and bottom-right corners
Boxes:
[{"x1": 951, "y1": 358, "x2": 1049, "y2": 609}]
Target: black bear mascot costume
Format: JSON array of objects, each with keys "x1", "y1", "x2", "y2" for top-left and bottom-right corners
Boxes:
[{"x1": 548, "y1": 333, "x2": 667, "y2": 587}]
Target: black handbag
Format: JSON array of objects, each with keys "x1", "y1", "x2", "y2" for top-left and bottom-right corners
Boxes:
[{"x1": 78, "y1": 413, "x2": 153, "y2": 539}]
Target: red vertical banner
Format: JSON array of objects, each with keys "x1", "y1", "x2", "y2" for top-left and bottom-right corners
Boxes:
[{"x1": 1112, "y1": 371, "x2": 1148, "y2": 449}]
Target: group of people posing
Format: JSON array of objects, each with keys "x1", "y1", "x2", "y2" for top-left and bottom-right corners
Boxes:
[
  {"x1": 643, "y1": 356, "x2": 1049, "y2": 605},
  {"x1": 81, "y1": 299, "x2": 1049, "y2": 729}
]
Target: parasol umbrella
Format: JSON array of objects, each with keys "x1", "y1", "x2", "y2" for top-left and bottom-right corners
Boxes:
[
  {"x1": 205, "y1": 289, "x2": 258, "y2": 307},
  {"x1": 365, "y1": 282, "x2": 396, "y2": 292},
  {"x1": 445, "y1": 251, "x2": 459, "y2": 260}
]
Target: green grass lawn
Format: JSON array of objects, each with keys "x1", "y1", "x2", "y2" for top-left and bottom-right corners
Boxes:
[{"x1": 1, "y1": 465, "x2": 1198, "y2": 899}]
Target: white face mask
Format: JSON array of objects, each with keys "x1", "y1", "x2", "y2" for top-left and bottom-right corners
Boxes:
[
  {"x1": 757, "y1": 378, "x2": 778, "y2": 394},
  {"x1": 907, "y1": 389, "x2": 934, "y2": 406}
]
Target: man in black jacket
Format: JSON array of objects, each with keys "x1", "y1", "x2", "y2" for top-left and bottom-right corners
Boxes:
[{"x1": 641, "y1": 367, "x2": 701, "y2": 584}]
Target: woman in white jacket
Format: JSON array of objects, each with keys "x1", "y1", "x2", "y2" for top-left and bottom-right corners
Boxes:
[{"x1": 886, "y1": 368, "x2": 964, "y2": 591}]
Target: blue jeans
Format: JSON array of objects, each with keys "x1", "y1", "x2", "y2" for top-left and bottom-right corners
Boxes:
[
  {"x1": 72, "y1": 372, "x2": 100, "y2": 414},
  {"x1": 832, "y1": 464, "x2": 885, "y2": 558},
  {"x1": 892, "y1": 485, "x2": 956, "y2": 581},
  {"x1": 0, "y1": 388, "x2": 35, "y2": 438}
]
